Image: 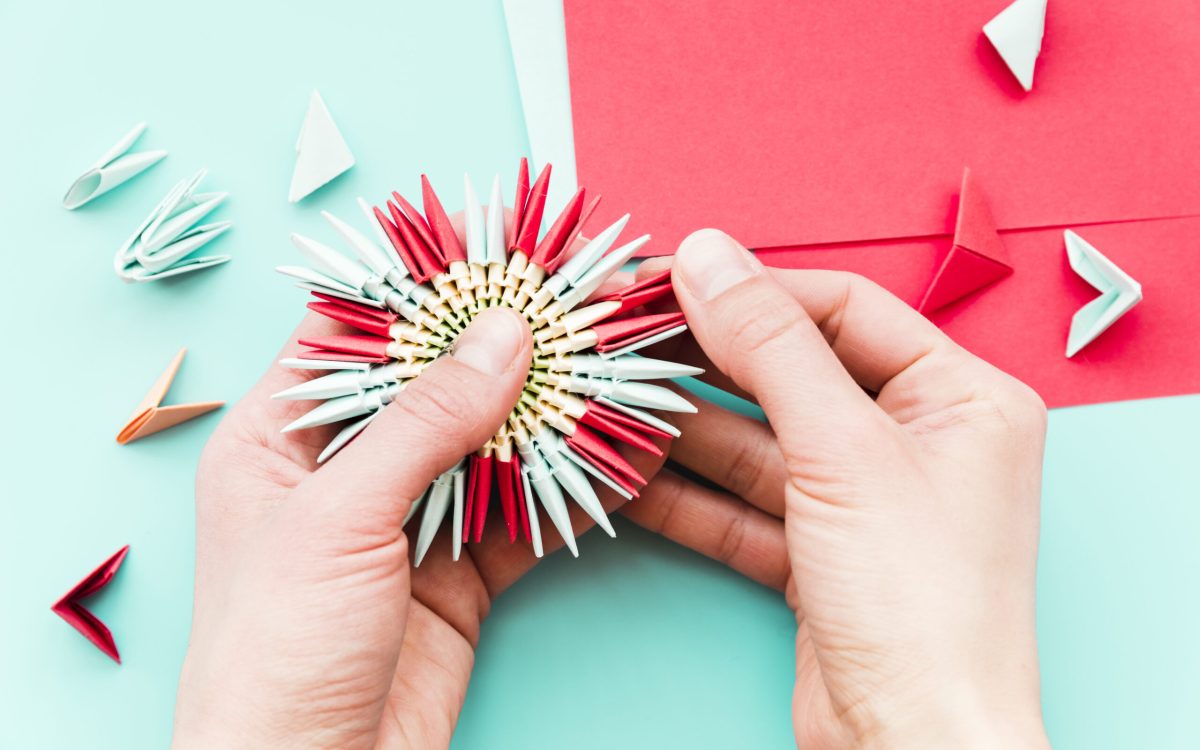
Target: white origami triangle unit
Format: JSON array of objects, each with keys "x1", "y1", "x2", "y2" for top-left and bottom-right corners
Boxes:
[
  {"x1": 1064, "y1": 230, "x2": 1142, "y2": 358},
  {"x1": 289, "y1": 91, "x2": 355, "y2": 203},
  {"x1": 983, "y1": 0, "x2": 1048, "y2": 92}
]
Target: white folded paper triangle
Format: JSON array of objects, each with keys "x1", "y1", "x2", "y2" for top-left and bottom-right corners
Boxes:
[
  {"x1": 983, "y1": 0, "x2": 1048, "y2": 92},
  {"x1": 63, "y1": 122, "x2": 167, "y2": 209},
  {"x1": 114, "y1": 169, "x2": 232, "y2": 283},
  {"x1": 289, "y1": 91, "x2": 355, "y2": 203},
  {"x1": 1064, "y1": 230, "x2": 1142, "y2": 358}
]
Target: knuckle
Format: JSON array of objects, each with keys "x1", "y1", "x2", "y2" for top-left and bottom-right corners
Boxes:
[
  {"x1": 723, "y1": 439, "x2": 768, "y2": 498},
  {"x1": 716, "y1": 504, "x2": 750, "y2": 566},
  {"x1": 392, "y1": 369, "x2": 478, "y2": 442},
  {"x1": 1001, "y1": 380, "x2": 1048, "y2": 434},
  {"x1": 725, "y1": 291, "x2": 808, "y2": 360}
]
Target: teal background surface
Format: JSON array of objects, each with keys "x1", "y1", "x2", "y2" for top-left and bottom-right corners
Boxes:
[{"x1": 1, "y1": 1, "x2": 1197, "y2": 747}]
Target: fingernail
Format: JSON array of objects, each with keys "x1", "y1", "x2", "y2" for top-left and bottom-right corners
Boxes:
[
  {"x1": 452, "y1": 308, "x2": 527, "y2": 375},
  {"x1": 675, "y1": 228, "x2": 761, "y2": 301}
]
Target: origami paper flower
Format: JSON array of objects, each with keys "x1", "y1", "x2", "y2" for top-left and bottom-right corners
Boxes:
[{"x1": 275, "y1": 160, "x2": 699, "y2": 564}]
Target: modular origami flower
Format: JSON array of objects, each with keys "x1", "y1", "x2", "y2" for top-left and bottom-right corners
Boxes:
[{"x1": 275, "y1": 160, "x2": 699, "y2": 564}]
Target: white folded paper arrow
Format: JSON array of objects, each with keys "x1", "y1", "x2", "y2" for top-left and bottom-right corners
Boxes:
[
  {"x1": 983, "y1": 0, "x2": 1049, "y2": 92},
  {"x1": 1064, "y1": 229, "x2": 1142, "y2": 358},
  {"x1": 63, "y1": 122, "x2": 167, "y2": 209}
]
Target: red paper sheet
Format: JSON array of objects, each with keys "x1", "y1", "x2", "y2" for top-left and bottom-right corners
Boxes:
[
  {"x1": 758, "y1": 216, "x2": 1200, "y2": 409},
  {"x1": 566, "y1": 0, "x2": 1200, "y2": 253}
]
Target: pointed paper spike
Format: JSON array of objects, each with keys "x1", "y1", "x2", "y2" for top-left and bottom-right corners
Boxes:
[
  {"x1": 569, "y1": 353, "x2": 704, "y2": 380},
  {"x1": 403, "y1": 488, "x2": 428, "y2": 528},
  {"x1": 290, "y1": 233, "x2": 372, "y2": 291},
  {"x1": 471, "y1": 454, "x2": 495, "y2": 543},
  {"x1": 556, "y1": 214, "x2": 630, "y2": 286},
  {"x1": 983, "y1": 0, "x2": 1048, "y2": 92},
  {"x1": 509, "y1": 158, "x2": 531, "y2": 248},
  {"x1": 463, "y1": 175, "x2": 487, "y2": 265},
  {"x1": 389, "y1": 199, "x2": 445, "y2": 279},
  {"x1": 561, "y1": 443, "x2": 634, "y2": 500},
  {"x1": 414, "y1": 478, "x2": 453, "y2": 567},
  {"x1": 596, "y1": 268, "x2": 674, "y2": 314},
  {"x1": 421, "y1": 175, "x2": 467, "y2": 263},
  {"x1": 279, "y1": 357, "x2": 372, "y2": 371},
  {"x1": 593, "y1": 311, "x2": 686, "y2": 349},
  {"x1": 609, "y1": 380, "x2": 697, "y2": 413},
  {"x1": 522, "y1": 471, "x2": 543, "y2": 556},
  {"x1": 918, "y1": 169, "x2": 1013, "y2": 313},
  {"x1": 322, "y1": 210, "x2": 396, "y2": 277},
  {"x1": 530, "y1": 187, "x2": 585, "y2": 268},
  {"x1": 530, "y1": 472, "x2": 578, "y2": 556},
  {"x1": 298, "y1": 349, "x2": 390, "y2": 364},
  {"x1": 51, "y1": 545, "x2": 130, "y2": 663},
  {"x1": 599, "y1": 323, "x2": 689, "y2": 358},
  {"x1": 307, "y1": 300, "x2": 396, "y2": 337},
  {"x1": 513, "y1": 455, "x2": 532, "y2": 542},
  {"x1": 1064, "y1": 230, "x2": 1142, "y2": 357},
  {"x1": 596, "y1": 396, "x2": 681, "y2": 438},
  {"x1": 580, "y1": 400, "x2": 666, "y2": 455},
  {"x1": 560, "y1": 234, "x2": 652, "y2": 310},
  {"x1": 289, "y1": 91, "x2": 355, "y2": 202},
  {"x1": 486, "y1": 175, "x2": 508, "y2": 266},
  {"x1": 463, "y1": 455, "x2": 479, "y2": 543},
  {"x1": 377, "y1": 204, "x2": 424, "y2": 281},
  {"x1": 553, "y1": 195, "x2": 604, "y2": 274},
  {"x1": 392, "y1": 192, "x2": 442, "y2": 263},
  {"x1": 565, "y1": 435, "x2": 639, "y2": 496},
  {"x1": 513, "y1": 163, "x2": 552, "y2": 254},
  {"x1": 281, "y1": 391, "x2": 377, "y2": 432},
  {"x1": 298, "y1": 334, "x2": 391, "y2": 359},
  {"x1": 316, "y1": 411, "x2": 380, "y2": 464},
  {"x1": 453, "y1": 469, "x2": 468, "y2": 561},
  {"x1": 496, "y1": 456, "x2": 521, "y2": 542},
  {"x1": 551, "y1": 456, "x2": 616, "y2": 537}
]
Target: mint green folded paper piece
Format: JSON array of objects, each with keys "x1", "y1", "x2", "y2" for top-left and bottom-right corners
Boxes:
[
  {"x1": 114, "y1": 169, "x2": 231, "y2": 282},
  {"x1": 63, "y1": 122, "x2": 166, "y2": 210}
]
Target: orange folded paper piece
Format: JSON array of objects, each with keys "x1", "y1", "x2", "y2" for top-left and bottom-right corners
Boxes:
[{"x1": 116, "y1": 348, "x2": 223, "y2": 444}]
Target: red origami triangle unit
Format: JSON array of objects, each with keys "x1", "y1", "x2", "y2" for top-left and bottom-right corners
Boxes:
[
  {"x1": 918, "y1": 168, "x2": 1014, "y2": 314},
  {"x1": 51, "y1": 545, "x2": 129, "y2": 663}
]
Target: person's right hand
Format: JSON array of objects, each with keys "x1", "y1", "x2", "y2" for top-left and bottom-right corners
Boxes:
[{"x1": 625, "y1": 230, "x2": 1052, "y2": 749}]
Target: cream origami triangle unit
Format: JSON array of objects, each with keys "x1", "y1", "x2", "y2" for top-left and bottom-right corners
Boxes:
[
  {"x1": 63, "y1": 122, "x2": 167, "y2": 210},
  {"x1": 289, "y1": 90, "x2": 355, "y2": 203},
  {"x1": 1064, "y1": 230, "x2": 1142, "y2": 358},
  {"x1": 117, "y1": 348, "x2": 224, "y2": 444},
  {"x1": 983, "y1": 0, "x2": 1048, "y2": 92}
]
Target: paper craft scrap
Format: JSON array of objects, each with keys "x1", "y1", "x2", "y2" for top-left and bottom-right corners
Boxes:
[
  {"x1": 565, "y1": 0, "x2": 1200, "y2": 252},
  {"x1": 51, "y1": 546, "x2": 129, "y2": 663},
  {"x1": 289, "y1": 90, "x2": 355, "y2": 203},
  {"x1": 275, "y1": 160, "x2": 700, "y2": 565},
  {"x1": 114, "y1": 169, "x2": 231, "y2": 282},
  {"x1": 117, "y1": 348, "x2": 224, "y2": 444},
  {"x1": 502, "y1": 0, "x2": 579, "y2": 217},
  {"x1": 63, "y1": 122, "x2": 166, "y2": 210},
  {"x1": 1064, "y1": 229, "x2": 1142, "y2": 358},
  {"x1": 919, "y1": 169, "x2": 1013, "y2": 313},
  {"x1": 984, "y1": 0, "x2": 1049, "y2": 92}
]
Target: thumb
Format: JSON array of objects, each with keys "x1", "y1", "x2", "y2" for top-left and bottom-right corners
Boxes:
[
  {"x1": 670, "y1": 229, "x2": 888, "y2": 465},
  {"x1": 296, "y1": 307, "x2": 532, "y2": 525}
]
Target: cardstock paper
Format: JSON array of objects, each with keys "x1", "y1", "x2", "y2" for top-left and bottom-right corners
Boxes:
[
  {"x1": 51, "y1": 546, "x2": 129, "y2": 663},
  {"x1": 63, "y1": 122, "x2": 166, "y2": 210},
  {"x1": 758, "y1": 215, "x2": 1200, "y2": 408},
  {"x1": 565, "y1": 0, "x2": 1200, "y2": 253},
  {"x1": 289, "y1": 90, "x2": 355, "y2": 203},
  {"x1": 116, "y1": 348, "x2": 224, "y2": 444}
]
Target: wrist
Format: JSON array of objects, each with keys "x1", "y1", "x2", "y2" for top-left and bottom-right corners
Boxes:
[{"x1": 852, "y1": 683, "x2": 1050, "y2": 750}]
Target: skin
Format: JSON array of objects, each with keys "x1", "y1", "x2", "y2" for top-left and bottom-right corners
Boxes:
[{"x1": 173, "y1": 227, "x2": 1051, "y2": 749}]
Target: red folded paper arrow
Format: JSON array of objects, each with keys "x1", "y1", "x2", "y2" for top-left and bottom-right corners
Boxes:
[
  {"x1": 918, "y1": 168, "x2": 1014, "y2": 313},
  {"x1": 593, "y1": 311, "x2": 687, "y2": 353},
  {"x1": 51, "y1": 545, "x2": 129, "y2": 663},
  {"x1": 596, "y1": 268, "x2": 675, "y2": 314},
  {"x1": 531, "y1": 186, "x2": 586, "y2": 270},
  {"x1": 422, "y1": 174, "x2": 467, "y2": 264},
  {"x1": 308, "y1": 293, "x2": 398, "y2": 337},
  {"x1": 579, "y1": 398, "x2": 670, "y2": 456}
]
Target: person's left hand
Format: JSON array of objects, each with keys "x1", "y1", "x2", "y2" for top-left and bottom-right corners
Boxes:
[{"x1": 172, "y1": 285, "x2": 663, "y2": 747}]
